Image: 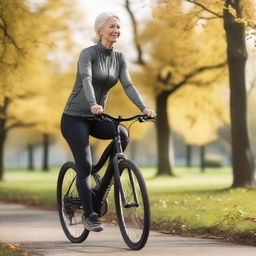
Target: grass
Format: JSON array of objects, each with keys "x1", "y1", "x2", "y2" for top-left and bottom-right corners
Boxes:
[
  {"x1": 0, "y1": 169, "x2": 57, "y2": 208},
  {"x1": 1, "y1": 166, "x2": 256, "y2": 244},
  {"x1": 143, "y1": 167, "x2": 256, "y2": 236}
]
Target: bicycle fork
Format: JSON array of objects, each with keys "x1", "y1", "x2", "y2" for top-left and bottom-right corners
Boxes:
[
  {"x1": 113, "y1": 154, "x2": 139, "y2": 208},
  {"x1": 112, "y1": 122, "x2": 139, "y2": 208}
]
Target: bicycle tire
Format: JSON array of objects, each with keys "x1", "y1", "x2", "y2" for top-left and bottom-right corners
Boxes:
[
  {"x1": 114, "y1": 159, "x2": 150, "y2": 250},
  {"x1": 57, "y1": 161, "x2": 89, "y2": 243}
]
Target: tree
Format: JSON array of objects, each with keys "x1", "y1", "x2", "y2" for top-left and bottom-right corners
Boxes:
[
  {"x1": 183, "y1": 0, "x2": 256, "y2": 187},
  {"x1": 0, "y1": 0, "x2": 80, "y2": 178},
  {"x1": 224, "y1": 0, "x2": 254, "y2": 187},
  {"x1": 124, "y1": 0, "x2": 226, "y2": 175},
  {"x1": 0, "y1": 0, "x2": 42, "y2": 180}
]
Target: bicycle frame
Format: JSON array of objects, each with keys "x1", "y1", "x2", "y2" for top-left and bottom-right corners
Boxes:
[
  {"x1": 66, "y1": 113, "x2": 154, "y2": 211},
  {"x1": 91, "y1": 114, "x2": 151, "y2": 209},
  {"x1": 92, "y1": 120, "x2": 128, "y2": 208},
  {"x1": 58, "y1": 113, "x2": 154, "y2": 248}
]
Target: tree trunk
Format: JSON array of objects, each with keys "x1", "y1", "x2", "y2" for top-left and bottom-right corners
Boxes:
[
  {"x1": 186, "y1": 145, "x2": 192, "y2": 167},
  {"x1": 0, "y1": 98, "x2": 8, "y2": 181},
  {"x1": 27, "y1": 144, "x2": 34, "y2": 171},
  {"x1": 200, "y1": 145, "x2": 205, "y2": 173},
  {"x1": 223, "y1": 0, "x2": 254, "y2": 187},
  {"x1": 42, "y1": 133, "x2": 49, "y2": 171},
  {"x1": 156, "y1": 91, "x2": 173, "y2": 175},
  {"x1": 0, "y1": 130, "x2": 6, "y2": 181}
]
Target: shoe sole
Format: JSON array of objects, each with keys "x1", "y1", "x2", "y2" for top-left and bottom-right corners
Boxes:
[{"x1": 83, "y1": 223, "x2": 104, "y2": 232}]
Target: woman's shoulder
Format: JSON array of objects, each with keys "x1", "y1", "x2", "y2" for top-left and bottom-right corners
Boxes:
[
  {"x1": 79, "y1": 45, "x2": 99, "y2": 58},
  {"x1": 113, "y1": 50, "x2": 125, "y2": 61}
]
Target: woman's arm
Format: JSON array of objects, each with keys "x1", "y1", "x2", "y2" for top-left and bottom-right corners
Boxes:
[
  {"x1": 78, "y1": 49, "x2": 97, "y2": 107},
  {"x1": 119, "y1": 53, "x2": 147, "y2": 112}
]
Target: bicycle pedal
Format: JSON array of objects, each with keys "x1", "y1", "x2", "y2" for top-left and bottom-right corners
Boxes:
[{"x1": 124, "y1": 202, "x2": 139, "y2": 208}]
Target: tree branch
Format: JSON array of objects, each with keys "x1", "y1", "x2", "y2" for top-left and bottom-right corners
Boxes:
[
  {"x1": 124, "y1": 0, "x2": 145, "y2": 65},
  {"x1": 6, "y1": 122, "x2": 37, "y2": 131},
  {"x1": 0, "y1": 60, "x2": 18, "y2": 68},
  {"x1": 189, "y1": 69, "x2": 225, "y2": 87},
  {"x1": 186, "y1": 0, "x2": 223, "y2": 18},
  {"x1": 0, "y1": 15, "x2": 24, "y2": 54},
  {"x1": 15, "y1": 92, "x2": 38, "y2": 99},
  {"x1": 165, "y1": 61, "x2": 227, "y2": 95},
  {"x1": 198, "y1": 16, "x2": 222, "y2": 20}
]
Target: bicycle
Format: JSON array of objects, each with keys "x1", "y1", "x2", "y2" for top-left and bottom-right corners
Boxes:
[{"x1": 57, "y1": 113, "x2": 155, "y2": 250}]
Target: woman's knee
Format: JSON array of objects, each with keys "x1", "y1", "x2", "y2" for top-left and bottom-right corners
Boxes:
[{"x1": 119, "y1": 125, "x2": 129, "y2": 148}]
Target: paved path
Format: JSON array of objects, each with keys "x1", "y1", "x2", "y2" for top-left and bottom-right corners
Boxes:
[{"x1": 0, "y1": 202, "x2": 255, "y2": 256}]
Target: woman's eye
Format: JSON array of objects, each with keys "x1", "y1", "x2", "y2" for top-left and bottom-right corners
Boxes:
[{"x1": 109, "y1": 25, "x2": 120, "y2": 29}]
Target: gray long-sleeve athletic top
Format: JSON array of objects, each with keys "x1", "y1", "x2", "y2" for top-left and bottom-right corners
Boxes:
[{"x1": 63, "y1": 42, "x2": 147, "y2": 116}]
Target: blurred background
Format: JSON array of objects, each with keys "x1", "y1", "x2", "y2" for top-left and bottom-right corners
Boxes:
[{"x1": 0, "y1": 0, "x2": 256, "y2": 187}]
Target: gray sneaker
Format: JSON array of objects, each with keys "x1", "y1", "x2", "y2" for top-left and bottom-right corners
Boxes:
[{"x1": 82, "y1": 212, "x2": 104, "y2": 232}]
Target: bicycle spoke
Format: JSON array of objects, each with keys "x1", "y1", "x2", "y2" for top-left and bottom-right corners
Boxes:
[
  {"x1": 57, "y1": 162, "x2": 89, "y2": 243},
  {"x1": 62, "y1": 169, "x2": 84, "y2": 235}
]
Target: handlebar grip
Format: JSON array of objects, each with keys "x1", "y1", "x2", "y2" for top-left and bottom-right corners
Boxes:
[{"x1": 138, "y1": 115, "x2": 156, "y2": 122}]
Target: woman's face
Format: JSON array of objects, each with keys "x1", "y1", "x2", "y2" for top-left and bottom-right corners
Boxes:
[{"x1": 100, "y1": 17, "x2": 120, "y2": 44}]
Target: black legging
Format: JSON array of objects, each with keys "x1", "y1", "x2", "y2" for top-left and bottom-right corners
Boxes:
[{"x1": 60, "y1": 113, "x2": 129, "y2": 217}]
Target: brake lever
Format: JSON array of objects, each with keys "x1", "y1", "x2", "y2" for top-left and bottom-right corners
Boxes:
[
  {"x1": 138, "y1": 116, "x2": 145, "y2": 123},
  {"x1": 138, "y1": 116, "x2": 156, "y2": 123},
  {"x1": 96, "y1": 114, "x2": 112, "y2": 122}
]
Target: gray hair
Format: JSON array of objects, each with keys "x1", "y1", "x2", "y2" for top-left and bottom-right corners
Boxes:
[{"x1": 91, "y1": 12, "x2": 120, "y2": 44}]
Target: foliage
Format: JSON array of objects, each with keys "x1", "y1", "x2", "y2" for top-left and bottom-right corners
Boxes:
[
  {"x1": 0, "y1": 0, "x2": 81, "y2": 131},
  {"x1": 0, "y1": 1, "x2": 86, "y2": 178},
  {"x1": 0, "y1": 243, "x2": 30, "y2": 256},
  {"x1": 133, "y1": 1, "x2": 228, "y2": 146},
  {"x1": 0, "y1": 0, "x2": 42, "y2": 107},
  {"x1": 105, "y1": 81, "x2": 153, "y2": 141},
  {"x1": 170, "y1": 83, "x2": 229, "y2": 145}
]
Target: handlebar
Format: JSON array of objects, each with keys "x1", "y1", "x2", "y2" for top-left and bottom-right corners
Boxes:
[{"x1": 82, "y1": 113, "x2": 155, "y2": 123}]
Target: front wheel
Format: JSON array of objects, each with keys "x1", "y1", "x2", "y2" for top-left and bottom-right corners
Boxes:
[
  {"x1": 114, "y1": 159, "x2": 150, "y2": 250},
  {"x1": 57, "y1": 161, "x2": 89, "y2": 243}
]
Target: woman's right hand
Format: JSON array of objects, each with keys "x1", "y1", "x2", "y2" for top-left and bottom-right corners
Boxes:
[{"x1": 91, "y1": 104, "x2": 103, "y2": 115}]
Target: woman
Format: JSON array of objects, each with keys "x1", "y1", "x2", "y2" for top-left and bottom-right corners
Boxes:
[{"x1": 61, "y1": 12, "x2": 156, "y2": 232}]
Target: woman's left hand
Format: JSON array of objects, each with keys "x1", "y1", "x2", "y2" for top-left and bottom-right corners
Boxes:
[{"x1": 143, "y1": 108, "x2": 156, "y2": 118}]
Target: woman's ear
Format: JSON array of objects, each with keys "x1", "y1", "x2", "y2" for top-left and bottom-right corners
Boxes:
[{"x1": 99, "y1": 27, "x2": 103, "y2": 36}]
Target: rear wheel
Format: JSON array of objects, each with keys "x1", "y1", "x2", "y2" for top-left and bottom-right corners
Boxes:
[
  {"x1": 57, "y1": 162, "x2": 89, "y2": 243},
  {"x1": 114, "y1": 159, "x2": 150, "y2": 250}
]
